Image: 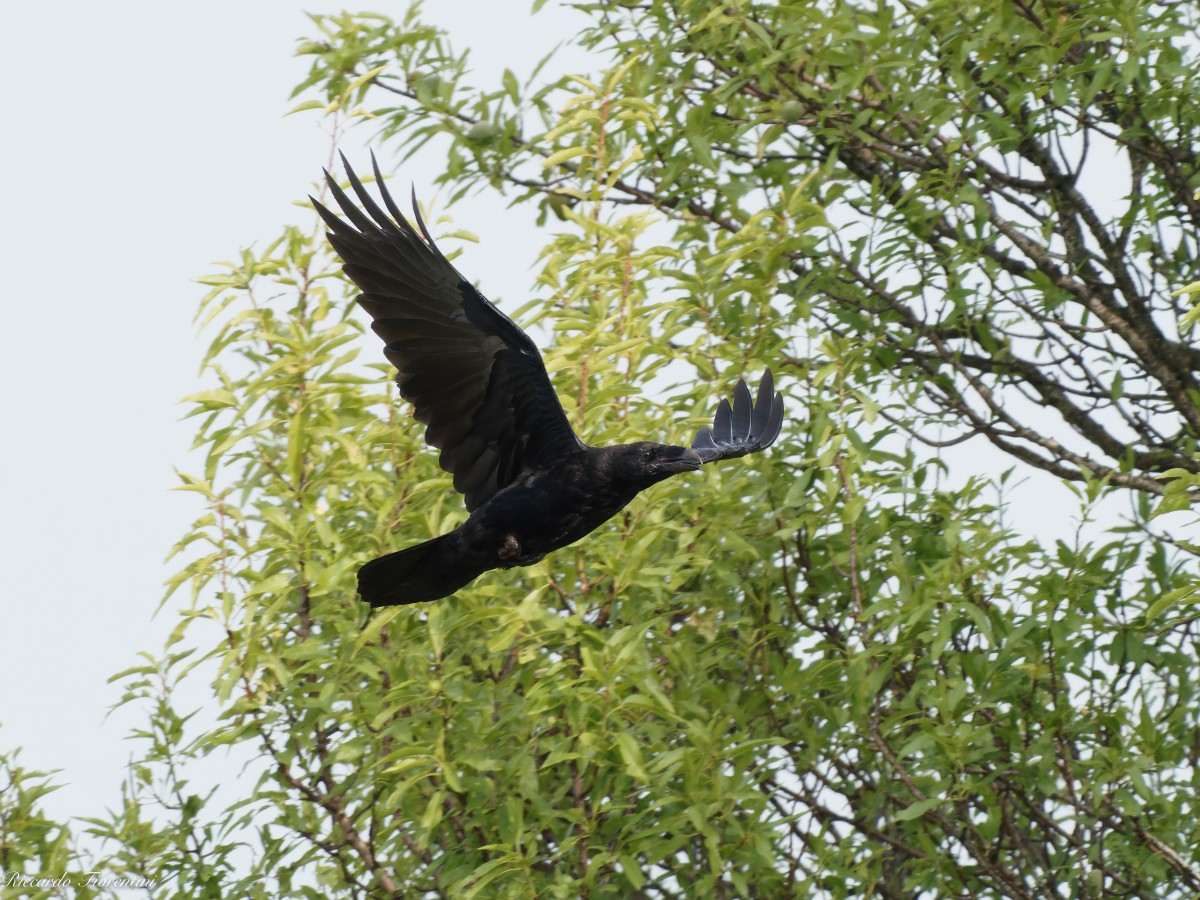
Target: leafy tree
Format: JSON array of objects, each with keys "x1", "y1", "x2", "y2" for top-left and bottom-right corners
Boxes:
[
  {"x1": 6, "y1": 1, "x2": 1200, "y2": 897},
  {"x1": 295, "y1": 0, "x2": 1200, "y2": 498},
  {"x1": 0, "y1": 739, "x2": 106, "y2": 900}
]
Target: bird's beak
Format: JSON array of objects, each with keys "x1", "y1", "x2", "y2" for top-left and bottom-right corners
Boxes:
[{"x1": 666, "y1": 448, "x2": 704, "y2": 473}]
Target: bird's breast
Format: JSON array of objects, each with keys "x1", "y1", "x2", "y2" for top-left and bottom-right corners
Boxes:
[{"x1": 462, "y1": 465, "x2": 637, "y2": 565}]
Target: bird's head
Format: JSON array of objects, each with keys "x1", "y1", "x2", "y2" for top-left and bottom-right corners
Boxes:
[{"x1": 604, "y1": 441, "x2": 704, "y2": 490}]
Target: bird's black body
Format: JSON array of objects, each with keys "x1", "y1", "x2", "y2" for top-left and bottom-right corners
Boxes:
[
  {"x1": 313, "y1": 156, "x2": 784, "y2": 607},
  {"x1": 358, "y1": 442, "x2": 701, "y2": 605}
]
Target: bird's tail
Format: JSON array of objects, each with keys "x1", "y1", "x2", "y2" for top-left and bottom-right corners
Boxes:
[{"x1": 357, "y1": 533, "x2": 483, "y2": 607}]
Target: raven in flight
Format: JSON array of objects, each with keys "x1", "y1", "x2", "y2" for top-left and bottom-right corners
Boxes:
[{"x1": 313, "y1": 156, "x2": 784, "y2": 607}]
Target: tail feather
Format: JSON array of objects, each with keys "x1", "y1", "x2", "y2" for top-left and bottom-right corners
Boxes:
[{"x1": 357, "y1": 533, "x2": 484, "y2": 607}]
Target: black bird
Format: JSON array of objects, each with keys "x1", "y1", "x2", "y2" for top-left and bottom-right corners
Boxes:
[{"x1": 313, "y1": 156, "x2": 784, "y2": 607}]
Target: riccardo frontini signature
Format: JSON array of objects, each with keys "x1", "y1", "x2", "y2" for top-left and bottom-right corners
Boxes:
[{"x1": 3, "y1": 872, "x2": 155, "y2": 891}]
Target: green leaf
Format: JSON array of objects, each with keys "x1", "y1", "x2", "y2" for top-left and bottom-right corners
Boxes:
[
  {"x1": 1146, "y1": 585, "x2": 1200, "y2": 622},
  {"x1": 894, "y1": 796, "x2": 941, "y2": 822},
  {"x1": 543, "y1": 146, "x2": 589, "y2": 169},
  {"x1": 285, "y1": 99, "x2": 328, "y2": 116},
  {"x1": 615, "y1": 732, "x2": 648, "y2": 782}
]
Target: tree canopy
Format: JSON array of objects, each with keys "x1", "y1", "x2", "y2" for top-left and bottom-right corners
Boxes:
[{"x1": 5, "y1": 2, "x2": 1200, "y2": 897}]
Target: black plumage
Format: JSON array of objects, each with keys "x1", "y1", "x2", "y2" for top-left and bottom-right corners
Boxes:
[{"x1": 312, "y1": 155, "x2": 784, "y2": 606}]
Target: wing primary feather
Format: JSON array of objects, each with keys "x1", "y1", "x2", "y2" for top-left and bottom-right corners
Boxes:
[
  {"x1": 731, "y1": 378, "x2": 752, "y2": 442},
  {"x1": 713, "y1": 398, "x2": 733, "y2": 444},
  {"x1": 368, "y1": 152, "x2": 416, "y2": 233},
  {"x1": 692, "y1": 427, "x2": 718, "y2": 451},
  {"x1": 765, "y1": 392, "x2": 785, "y2": 447},
  {"x1": 409, "y1": 185, "x2": 454, "y2": 268},
  {"x1": 340, "y1": 154, "x2": 400, "y2": 233},
  {"x1": 310, "y1": 194, "x2": 346, "y2": 234},
  {"x1": 324, "y1": 170, "x2": 386, "y2": 237},
  {"x1": 750, "y1": 368, "x2": 774, "y2": 438}
]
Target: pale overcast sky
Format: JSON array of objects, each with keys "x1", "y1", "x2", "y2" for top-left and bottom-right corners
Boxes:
[{"x1": 0, "y1": 0, "x2": 590, "y2": 829}]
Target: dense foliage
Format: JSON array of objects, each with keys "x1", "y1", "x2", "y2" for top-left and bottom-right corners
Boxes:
[{"x1": 5, "y1": 2, "x2": 1200, "y2": 897}]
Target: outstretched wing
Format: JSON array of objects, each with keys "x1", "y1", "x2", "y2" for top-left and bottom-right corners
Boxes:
[
  {"x1": 312, "y1": 154, "x2": 584, "y2": 511},
  {"x1": 691, "y1": 368, "x2": 784, "y2": 463}
]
